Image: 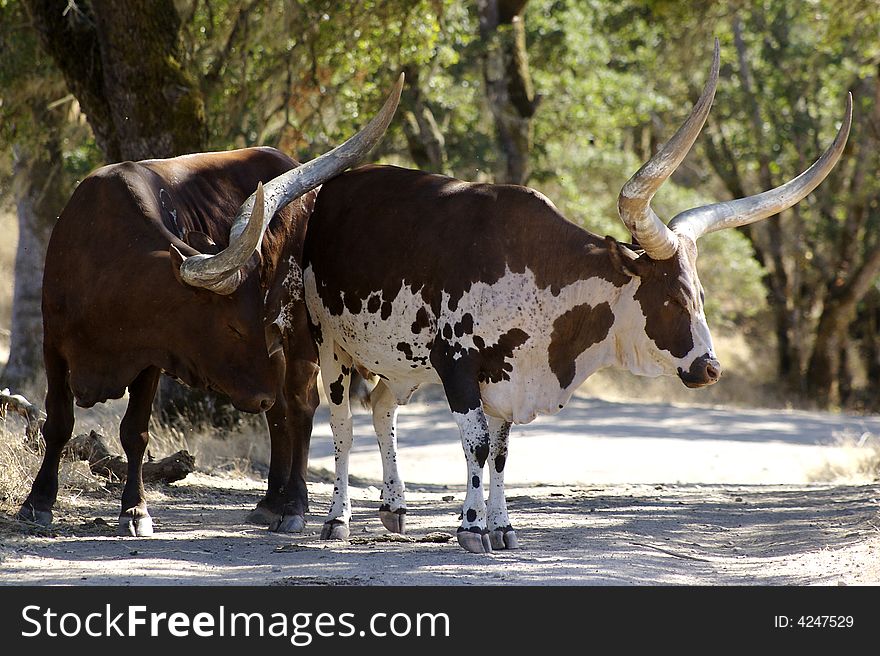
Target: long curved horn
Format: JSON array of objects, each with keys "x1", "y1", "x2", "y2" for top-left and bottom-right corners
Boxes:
[
  {"x1": 617, "y1": 39, "x2": 720, "y2": 260},
  {"x1": 669, "y1": 93, "x2": 852, "y2": 242},
  {"x1": 179, "y1": 72, "x2": 405, "y2": 293},
  {"x1": 178, "y1": 182, "x2": 266, "y2": 295}
]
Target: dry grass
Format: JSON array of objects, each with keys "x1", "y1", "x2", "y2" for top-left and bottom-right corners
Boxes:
[
  {"x1": 146, "y1": 413, "x2": 271, "y2": 479},
  {"x1": 0, "y1": 415, "x2": 104, "y2": 519},
  {"x1": 808, "y1": 430, "x2": 880, "y2": 484},
  {"x1": 0, "y1": 417, "x2": 42, "y2": 510},
  {"x1": 64, "y1": 402, "x2": 273, "y2": 482},
  {"x1": 0, "y1": 394, "x2": 272, "y2": 522}
]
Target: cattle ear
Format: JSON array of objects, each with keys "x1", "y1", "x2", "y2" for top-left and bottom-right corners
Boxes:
[
  {"x1": 184, "y1": 230, "x2": 221, "y2": 255},
  {"x1": 605, "y1": 236, "x2": 651, "y2": 278}
]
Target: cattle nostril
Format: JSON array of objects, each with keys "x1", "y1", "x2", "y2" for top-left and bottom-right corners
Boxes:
[
  {"x1": 705, "y1": 364, "x2": 720, "y2": 380},
  {"x1": 260, "y1": 398, "x2": 274, "y2": 411}
]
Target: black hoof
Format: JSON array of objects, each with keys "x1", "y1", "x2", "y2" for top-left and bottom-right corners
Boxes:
[
  {"x1": 17, "y1": 503, "x2": 53, "y2": 527},
  {"x1": 271, "y1": 514, "x2": 306, "y2": 533},
  {"x1": 246, "y1": 505, "x2": 281, "y2": 527}
]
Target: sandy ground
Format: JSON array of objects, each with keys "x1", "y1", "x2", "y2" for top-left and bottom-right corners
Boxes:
[{"x1": 1, "y1": 393, "x2": 879, "y2": 586}]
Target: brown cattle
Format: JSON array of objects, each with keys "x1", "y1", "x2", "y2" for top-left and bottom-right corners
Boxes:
[
  {"x1": 301, "y1": 44, "x2": 851, "y2": 552},
  {"x1": 17, "y1": 76, "x2": 403, "y2": 536}
]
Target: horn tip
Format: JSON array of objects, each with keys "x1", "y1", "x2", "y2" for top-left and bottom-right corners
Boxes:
[
  {"x1": 254, "y1": 180, "x2": 265, "y2": 205},
  {"x1": 711, "y1": 38, "x2": 720, "y2": 76},
  {"x1": 841, "y1": 92, "x2": 853, "y2": 133},
  {"x1": 389, "y1": 72, "x2": 405, "y2": 102}
]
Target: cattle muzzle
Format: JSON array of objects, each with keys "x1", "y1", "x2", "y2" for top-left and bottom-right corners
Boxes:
[
  {"x1": 209, "y1": 382, "x2": 274, "y2": 414},
  {"x1": 230, "y1": 393, "x2": 275, "y2": 414},
  {"x1": 677, "y1": 354, "x2": 722, "y2": 388}
]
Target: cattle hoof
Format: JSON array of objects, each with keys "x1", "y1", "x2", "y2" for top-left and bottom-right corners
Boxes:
[
  {"x1": 320, "y1": 519, "x2": 350, "y2": 541},
  {"x1": 118, "y1": 513, "x2": 154, "y2": 537},
  {"x1": 489, "y1": 527, "x2": 519, "y2": 550},
  {"x1": 379, "y1": 507, "x2": 406, "y2": 534},
  {"x1": 272, "y1": 514, "x2": 306, "y2": 534},
  {"x1": 246, "y1": 506, "x2": 281, "y2": 527},
  {"x1": 17, "y1": 504, "x2": 52, "y2": 527},
  {"x1": 457, "y1": 528, "x2": 493, "y2": 554}
]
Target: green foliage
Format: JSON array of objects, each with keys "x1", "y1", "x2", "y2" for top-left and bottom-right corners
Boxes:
[
  {"x1": 520, "y1": 0, "x2": 770, "y2": 327},
  {"x1": 0, "y1": 0, "x2": 53, "y2": 149},
  {"x1": 0, "y1": 1, "x2": 100, "y2": 193},
  {"x1": 180, "y1": 1, "x2": 472, "y2": 157}
]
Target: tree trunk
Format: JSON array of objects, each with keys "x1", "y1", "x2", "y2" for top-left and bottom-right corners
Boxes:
[
  {"x1": 478, "y1": 0, "x2": 539, "y2": 185},
  {"x1": 805, "y1": 310, "x2": 843, "y2": 408},
  {"x1": 25, "y1": 0, "x2": 121, "y2": 160},
  {"x1": 2, "y1": 112, "x2": 69, "y2": 396},
  {"x1": 853, "y1": 288, "x2": 880, "y2": 411},
  {"x1": 1, "y1": 2, "x2": 72, "y2": 398},
  {"x1": 805, "y1": 244, "x2": 880, "y2": 405},
  {"x1": 802, "y1": 67, "x2": 880, "y2": 407},
  {"x1": 26, "y1": 0, "x2": 206, "y2": 162},
  {"x1": 90, "y1": 0, "x2": 206, "y2": 160}
]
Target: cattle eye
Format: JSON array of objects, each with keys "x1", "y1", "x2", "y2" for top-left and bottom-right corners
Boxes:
[
  {"x1": 700, "y1": 290, "x2": 705, "y2": 305},
  {"x1": 228, "y1": 325, "x2": 245, "y2": 339}
]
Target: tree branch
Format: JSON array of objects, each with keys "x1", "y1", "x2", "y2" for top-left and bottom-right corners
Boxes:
[
  {"x1": 24, "y1": 0, "x2": 120, "y2": 160},
  {"x1": 202, "y1": 0, "x2": 259, "y2": 96}
]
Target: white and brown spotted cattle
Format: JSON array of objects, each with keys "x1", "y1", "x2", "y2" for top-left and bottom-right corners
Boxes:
[{"x1": 301, "y1": 44, "x2": 851, "y2": 553}]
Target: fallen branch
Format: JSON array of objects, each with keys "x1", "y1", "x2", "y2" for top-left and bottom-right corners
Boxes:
[
  {"x1": 65, "y1": 430, "x2": 195, "y2": 484},
  {"x1": 0, "y1": 387, "x2": 45, "y2": 446},
  {"x1": 1, "y1": 389, "x2": 194, "y2": 485}
]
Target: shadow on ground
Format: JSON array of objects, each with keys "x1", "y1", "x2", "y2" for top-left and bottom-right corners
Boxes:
[{"x1": 1, "y1": 476, "x2": 878, "y2": 586}]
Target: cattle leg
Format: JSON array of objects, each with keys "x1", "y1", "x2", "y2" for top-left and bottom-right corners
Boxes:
[
  {"x1": 434, "y1": 356, "x2": 492, "y2": 554},
  {"x1": 486, "y1": 416, "x2": 518, "y2": 549},
  {"x1": 246, "y1": 401, "x2": 292, "y2": 528},
  {"x1": 260, "y1": 358, "x2": 319, "y2": 533},
  {"x1": 246, "y1": 349, "x2": 291, "y2": 527},
  {"x1": 280, "y1": 359, "x2": 319, "y2": 527},
  {"x1": 118, "y1": 366, "x2": 161, "y2": 537},
  {"x1": 370, "y1": 380, "x2": 407, "y2": 534},
  {"x1": 319, "y1": 344, "x2": 355, "y2": 540},
  {"x1": 17, "y1": 345, "x2": 74, "y2": 526}
]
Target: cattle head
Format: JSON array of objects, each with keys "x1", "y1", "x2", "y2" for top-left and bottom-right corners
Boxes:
[
  {"x1": 163, "y1": 74, "x2": 405, "y2": 411},
  {"x1": 612, "y1": 40, "x2": 851, "y2": 388}
]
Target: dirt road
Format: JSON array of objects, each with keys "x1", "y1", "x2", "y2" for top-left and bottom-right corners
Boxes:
[{"x1": 1, "y1": 395, "x2": 879, "y2": 585}]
